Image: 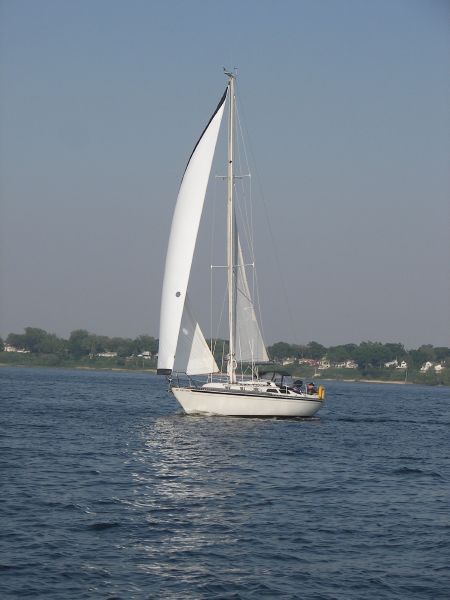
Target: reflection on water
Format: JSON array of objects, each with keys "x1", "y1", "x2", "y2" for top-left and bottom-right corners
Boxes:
[{"x1": 129, "y1": 412, "x2": 329, "y2": 580}]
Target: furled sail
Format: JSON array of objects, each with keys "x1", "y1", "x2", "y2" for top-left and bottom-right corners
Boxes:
[
  {"x1": 173, "y1": 296, "x2": 219, "y2": 375},
  {"x1": 157, "y1": 89, "x2": 227, "y2": 374},
  {"x1": 235, "y1": 235, "x2": 269, "y2": 363}
]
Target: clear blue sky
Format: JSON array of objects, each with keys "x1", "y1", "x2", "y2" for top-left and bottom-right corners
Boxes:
[{"x1": 1, "y1": 0, "x2": 449, "y2": 348}]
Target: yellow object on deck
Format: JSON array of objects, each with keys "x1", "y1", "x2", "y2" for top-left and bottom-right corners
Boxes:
[{"x1": 318, "y1": 386, "x2": 326, "y2": 400}]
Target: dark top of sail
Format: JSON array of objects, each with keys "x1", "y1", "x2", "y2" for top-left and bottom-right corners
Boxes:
[{"x1": 182, "y1": 87, "x2": 228, "y2": 178}]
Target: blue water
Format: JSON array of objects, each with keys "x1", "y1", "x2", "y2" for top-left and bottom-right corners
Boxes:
[{"x1": 1, "y1": 367, "x2": 449, "y2": 599}]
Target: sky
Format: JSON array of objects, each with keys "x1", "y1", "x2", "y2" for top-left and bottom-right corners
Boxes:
[{"x1": 0, "y1": 0, "x2": 449, "y2": 349}]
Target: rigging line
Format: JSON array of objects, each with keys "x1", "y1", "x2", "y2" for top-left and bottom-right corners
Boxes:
[
  {"x1": 235, "y1": 88, "x2": 266, "y2": 345},
  {"x1": 253, "y1": 261, "x2": 267, "y2": 352},
  {"x1": 230, "y1": 160, "x2": 264, "y2": 357},
  {"x1": 235, "y1": 191, "x2": 251, "y2": 253},
  {"x1": 211, "y1": 274, "x2": 228, "y2": 362},
  {"x1": 236, "y1": 95, "x2": 262, "y2": 343},
  {"x1": 236, "y1": 92, "x2": 255, "y2": 259},
  {"x1": 234, "y1": 180, "x2": 254, "y2": 276},
  {"x1": 220, "y1": 340, "x2": 226, "y2": 375},
  {"x1": 236, "y1": 335, "x2": 243, "y2": 381},
  {"x1": 210, "y1": 175, "x2": 217, "y2": 353},
  {"x1": 236, "y1": 89, "x2": 301, "y2": 345},
  {"x1": 232, "y1": 95, "x2": 253, "y2": 261},
  {"x1": 211, "y1": 263, "x2": 254, "y2": 268},
  {"x1": 235, "y1": 192, "x2": 253, "y2": 256},
  {"x1": 249, "y1": 173, "x2": 254, "y2": 261},
  {"x1": 234, "y1": 158, "x2": 254, "y2": 262},
  {"x1": 235, "y1": 94, "x2": 255, "y2": 261}
]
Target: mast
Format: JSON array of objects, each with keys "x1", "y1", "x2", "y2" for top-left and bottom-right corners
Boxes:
[{"x1": 225, "y1": 71, "x2": 237, "y2": 383}]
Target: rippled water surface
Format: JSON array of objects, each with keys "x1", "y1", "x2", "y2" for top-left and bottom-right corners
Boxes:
[{"x1": 1, "y1": 367, "x2": 449, "y2": 599}]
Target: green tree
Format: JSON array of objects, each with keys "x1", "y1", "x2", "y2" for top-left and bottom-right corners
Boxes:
[
  {"x1": 327, "y1": 345, "x2": 352, "y2": 364},
  {"x1": 408, "y1": 344, "x2": 436, "y2": 369},
  {"x1": 5, "y1": 328, "x2": 66, "y2": 355},
  {"x1": 22, "y1": 327, "x2": 49, "y2": 352},
  {"x1": 39, "y1": 333, "x2": 67, "y2": 355},
  {"x1": 433, "y1": 347, "x2": 450, "y2": 362},
  {"x1": 384, "y1": 343, "x2": 406, "y2": 362},
  {"x1": 133, "y1": 335, "x2": 158, "y2": 354},
  {"x1": 68, "y1": 329, "x2": 92, "y2": 358},
  {"x1": 106, "y1": 337, "x2": 129, "y2": 352},
  {"x1": 212, "y1": 339, "x2": 229, "y2": 367},
  {"x1": 6, "y1": 332, "x2": 27, "y2": 349},
  {"x1": 116, "y1": 340, "x2": 135, "y2": 358},
  {"x1": 0, "y1": 337, "x2": 4, "y2": 352},
  {"x1": 353, "y1": 341, "x2": 392, "y2": 369},
  {"x1": 268, "y1": 341, "x2": 294, "y2": 361},
  {"x1": 305, "y1": 341, "x2": 326, "y2": 360},
  {"x1": 291, "y1": 344, "x2": 307, "y2": 358},
  {"x1": 92, "y1": 335, "x2": 110, "y2": 353}
]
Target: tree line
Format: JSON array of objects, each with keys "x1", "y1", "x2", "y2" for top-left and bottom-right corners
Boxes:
[
  {"x1": 1, "y1": 327, "x2": 158, "y2": 359},
  {"x1": 1, "y1": 327, "x2": 449, "y2": 371},
  {"x1": 267, "y1": 340, "x2": 450, "y2": 370}
]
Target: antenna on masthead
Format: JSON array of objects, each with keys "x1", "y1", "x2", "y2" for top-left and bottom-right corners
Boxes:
[{"x1": 223, "y1": 67, "x2": 237, "y2": 78}]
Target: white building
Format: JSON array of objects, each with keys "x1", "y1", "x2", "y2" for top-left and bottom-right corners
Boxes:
[
  {"x1": 318, "y1": 359, "x2": 331, "y2": 370},
  {"x1": 384, "y1": 359, "x2": 407, "y2": 369},
  {"x1": 3, "y1": 344, "x2": 30, "y2": 354},
  {"x1": 385, "y1": 359, "x2": 398, "y2": 368},
  {"x1": 333, "y1": 360, "x2": 358, "y2": 369}
]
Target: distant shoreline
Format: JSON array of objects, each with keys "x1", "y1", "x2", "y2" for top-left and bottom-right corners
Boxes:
[
  {"x1": 0, "y1": 362, "x2": 156, "y2": 374},
  {"x1": 73, "y1": 365, "x2": 157, "y2": 373},
  {"x1": 1, "y1": 362, "x2": 448, "y2": 387},
  {"x1": 324, "y1": 378, "x2": 411, "y2": 385}
]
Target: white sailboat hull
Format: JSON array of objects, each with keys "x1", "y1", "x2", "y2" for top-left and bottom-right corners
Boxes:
[{"x1": 172, "y1": 387, "x2": 323, "y2": 417}]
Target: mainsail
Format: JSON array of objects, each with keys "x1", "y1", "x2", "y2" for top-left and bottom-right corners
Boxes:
[{"x1": 157, "y1": 89, "x2": 227, "y2": 374}]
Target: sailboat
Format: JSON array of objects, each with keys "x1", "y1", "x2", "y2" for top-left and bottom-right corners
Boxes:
[{"x1": 157, "y1": 72, "x2": 325, "y2": 417}]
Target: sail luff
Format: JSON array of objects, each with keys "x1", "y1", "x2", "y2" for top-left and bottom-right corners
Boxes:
[{"x1": 157, "y1": 90, "x2": 227, "y2": 374}]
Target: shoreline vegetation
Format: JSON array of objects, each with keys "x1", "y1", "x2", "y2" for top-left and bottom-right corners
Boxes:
[
  {"x1": 0, "y1": 358, "x2": 447, "y2": 388},
  {"x1": 1, "y1": 327, "x2": 449, "y2": 386}
]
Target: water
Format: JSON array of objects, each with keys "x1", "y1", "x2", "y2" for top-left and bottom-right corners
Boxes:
[{"x1": 1, "y1": 367, "x2": 449, "y2": 599}]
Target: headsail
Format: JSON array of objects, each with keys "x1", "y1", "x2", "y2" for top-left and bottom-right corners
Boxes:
[
  {"x1": 235, "y1": 234, "x2": 269, "y2": 364},
  {"x1": 173, "y1": 296, "x2": 219, "y2": 375},
  {"x1": 158, "y1": 89, "x2": 227, "y2": 375}
]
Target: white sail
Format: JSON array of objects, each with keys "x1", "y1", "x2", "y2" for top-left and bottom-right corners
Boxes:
[
  {"x1": 235, "y1": 235, "x2": 269, "y2": 363},
  {"x1": 173, "y1": 296, "x2": 219, "y2": 375},
  {"x1": 158, "y1": 90, "x2": 227, "y2": 374}
]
